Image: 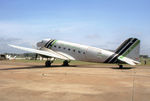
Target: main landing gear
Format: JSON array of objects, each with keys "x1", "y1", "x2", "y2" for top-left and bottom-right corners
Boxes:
[
  {"x1": 45, "y1": 58, "x2": 55, "y2": 67},
  {"x1": 45, "y1": 60, "x2": 52, "y2": 67},
  {"x1": 45, "y1": 59, "x2": 70, "y2": 67},
  {"x1": 62, "y1": 60, "x2": 70, "y2": 66}
]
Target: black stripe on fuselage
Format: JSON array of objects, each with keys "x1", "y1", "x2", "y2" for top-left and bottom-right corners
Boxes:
[
  {"x1": 104, "y1": 53, "x2": 116, "y2": 63},
  {"x1": 104, "y1": 38, "x2": 137, "y2": 63},
  {"x1": 117, "y1": 38, "x2": 137, "y2": 56},
  {"x1": 104, "y1": 38, "x2": 132, "y2": 63},
  {"x1": 44, "y1": 40, "x2": 51, "y2": 47},
  {"x1": 46, "y1": 40, "x2": 54, "y2": 48},
  {"x1": 110, "y1": 38, "x2": 136, "y2": 63},
  {"x1": 115, "y1": 38, "x2": 132, "y2": 54},
  {"x1": 47, "y1": 40, "x2": 55, "y2": 48},
  {"x1": 44, "y1": 40, "x2": 54, "y2": 48},
  {"x1": 110, "y1": 39, "x2": 137, "y2": 63}
]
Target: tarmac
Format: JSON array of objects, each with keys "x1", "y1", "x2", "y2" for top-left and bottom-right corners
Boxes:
[{"x1": 0, "y1": 60, "x2": 150, "y2": 101}]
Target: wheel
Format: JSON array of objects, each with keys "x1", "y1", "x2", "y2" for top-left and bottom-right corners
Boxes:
[
  {"x1": 45, "y1": 61, "x2": 51, "y2": 67},
  {"x1": 63, "y1": 60, "x2": 69, "y2": 66},
  {"x1": 119, "y1": 65, "x2": 123, "y2": 69}
]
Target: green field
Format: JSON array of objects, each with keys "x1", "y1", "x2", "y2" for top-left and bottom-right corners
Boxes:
[
  {"x1": 9, "y1": 57, "x2": 150, "y2": 66},
  {"x1": 140, "y1": 58, "x2": 150, "y2": 65},
  {"x1": 12, "y1": 59, "x2": 102, "y2": 65}
]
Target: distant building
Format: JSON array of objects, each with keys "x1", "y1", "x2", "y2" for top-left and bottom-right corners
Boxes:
[
  {"x1": 140, "y1": 55, "x2": 149, "y2": 58},
  {"x1": 0, "y1": 54, "x2": 6, "y2": 60}
]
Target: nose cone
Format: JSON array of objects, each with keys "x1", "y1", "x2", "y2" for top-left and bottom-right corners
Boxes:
[
  {"x1": 37, "y1": 39, "x2": 51, "y2": 47},
  {"x1": 36, "y1": 42, "x2": 43, "y2": 47},
  {"x1": 37, "y1": 39, "x2": 50, "y2": 48}
]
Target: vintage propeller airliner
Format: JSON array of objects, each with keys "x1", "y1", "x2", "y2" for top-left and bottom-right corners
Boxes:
[{"x1": 9, "y1": 38, "x2": 140, "y2": 68}]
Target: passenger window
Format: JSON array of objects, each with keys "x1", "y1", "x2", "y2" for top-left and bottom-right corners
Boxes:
[
  {"x1": 63, "y1": 47, "x2": 66, "y2": 50},
  {"x1": 68, "y1": 48, "x2": 71, "y2": 51},
  {"x1": 54, "y1": 45, "x2": 56, "y2": 48},
  {"x1": 83, "y1": 52, "x2": 85, "y2": 54},
  {"x1": 58, "y1": 46, "x2": 61, "y2": 49},
  {"x1": 73, "y1": 49, "x2": 75, "y2": 52},
  {"x1": 78, "y1": 51, "x2": 81, "y2": 53}
]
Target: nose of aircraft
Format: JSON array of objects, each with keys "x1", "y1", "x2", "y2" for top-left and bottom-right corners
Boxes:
[{"x1": 36, "y1": 42, "x2": 43, "y2": 47}]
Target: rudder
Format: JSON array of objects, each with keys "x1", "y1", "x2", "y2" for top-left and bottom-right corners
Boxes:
[
  {"x1": 104, "y1": 38, "x2": 140, "y2": 63},
  {"x1": 116, "y1": 38, "x2": 140, "y2": 62}
]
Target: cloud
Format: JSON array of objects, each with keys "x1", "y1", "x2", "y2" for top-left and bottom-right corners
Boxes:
[
  {"x1": 85, "y1": 34, "x2": 101, "y2": 39},
  {"x1": 0, "y1": 37, "x2": 25, "y2": 53},
  {"x1": 0, "y1": 22, "x2": 149, "y2": 56},
  {"x1": 0, "y1": 37, "x2": 21, "y2": 44}
]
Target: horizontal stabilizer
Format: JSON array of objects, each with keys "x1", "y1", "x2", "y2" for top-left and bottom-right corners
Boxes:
[{"x1": 118, "y1": 56, "x2": 140, "y2": 65}]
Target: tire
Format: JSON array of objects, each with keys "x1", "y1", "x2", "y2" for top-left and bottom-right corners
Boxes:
[
  {"x1": 119, "y1": 65, "x2": 123, "y2": 69},
  {"x1": 63, "y1": 60, "x2": 69, "y2": 66},
  {"x1": 45, "y1": 61, "x2": 51, "y2": 67}
]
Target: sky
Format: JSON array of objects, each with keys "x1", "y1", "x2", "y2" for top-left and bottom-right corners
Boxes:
[{"x1": 0, "y1": 0, "x2": 150, "y2": 55}]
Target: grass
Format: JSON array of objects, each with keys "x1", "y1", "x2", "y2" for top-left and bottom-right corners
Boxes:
[
  {"x1": 140, "y1": 58, "x2": 150, "y2": 66},
  {"x1": 9, "y1": 58, "x2": 150, "y2": 66},
  {"x1": 11, "y1": 59, "x2": 109, "y2": 65}
]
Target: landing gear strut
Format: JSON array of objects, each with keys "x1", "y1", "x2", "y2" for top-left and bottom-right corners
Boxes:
[
  {"x1": 45, "y1": 58, "x2": 55, "y2": 67},
  {"x1": 62, "y1": 60, "x2": 70, "y2": 66}
]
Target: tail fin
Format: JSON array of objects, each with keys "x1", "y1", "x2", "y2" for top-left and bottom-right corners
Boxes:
[{"x1": 115, "y1": 38, "x2": 140, "y2": 62}]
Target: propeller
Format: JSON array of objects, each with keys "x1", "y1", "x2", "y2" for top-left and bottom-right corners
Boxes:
[
  {"x1": 35, "y1": 53, "x2": 38, "y2": 60},
  {"x1": 32, "y1": 44, "x2": 39, "y2": 60}
]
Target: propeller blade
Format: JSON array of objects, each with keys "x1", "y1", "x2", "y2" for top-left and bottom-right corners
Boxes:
[{"x1": 35, "y1": 54, "x2": 38, "y2": 60}]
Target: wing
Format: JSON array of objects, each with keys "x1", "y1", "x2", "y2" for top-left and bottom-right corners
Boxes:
[
  {"x1": 57, "y1": 51, "x2": 76, "y2": 60},
  {"x1": 118, "y1": 56, "x2": 140, "y2": 65},
  {"x1": 8, "y1": 44, "x2": 69, "y2": 60}
]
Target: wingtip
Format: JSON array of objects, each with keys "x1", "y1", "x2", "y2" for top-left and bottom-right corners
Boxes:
[
  {"x1": 8, "y1": 44, "x2": 14, "y2": 47},
  {"x1": 8, "y1": 44, "x2": 18, "y2": 48}
]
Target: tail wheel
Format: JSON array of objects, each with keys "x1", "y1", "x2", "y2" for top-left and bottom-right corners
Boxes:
[{"x1": 119, "y1": 65, "x2": 123, "y2": 69}]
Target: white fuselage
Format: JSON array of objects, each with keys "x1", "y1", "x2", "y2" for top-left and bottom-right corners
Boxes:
[
  {"x1": 9, "y1": 37, "x2": 140, "y2": 66},
  {"x1": 37, "y1": 39, "x2": 114, "y2": 63}
]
